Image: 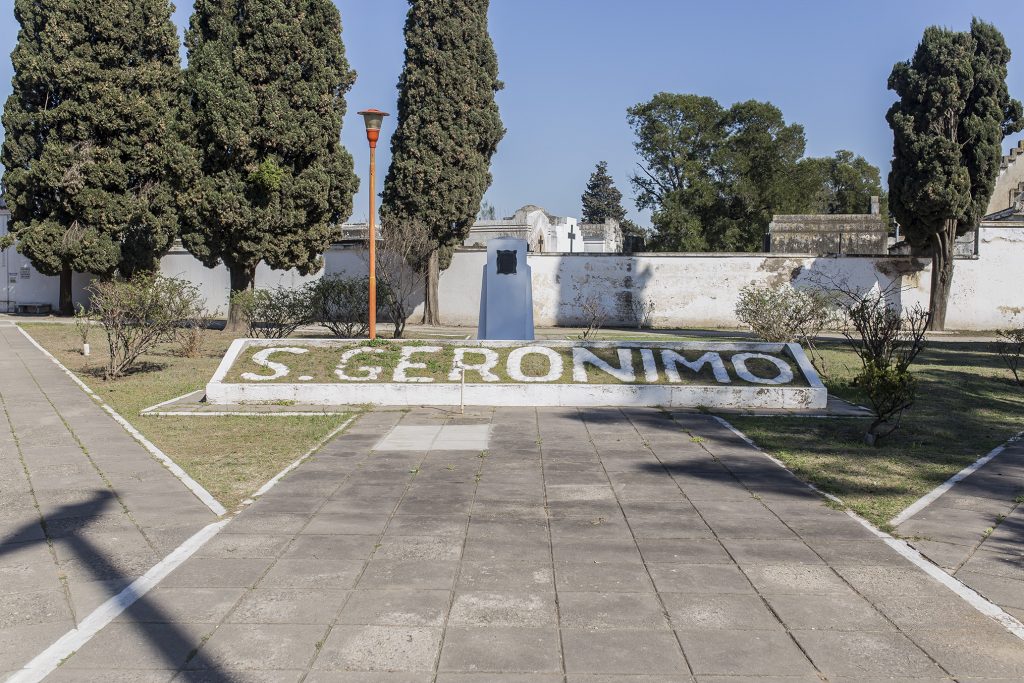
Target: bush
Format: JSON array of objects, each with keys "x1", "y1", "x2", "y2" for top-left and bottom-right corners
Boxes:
[
  {"x1": 309, "y1": 276, "x2": 371, "y2": 339},
  {"x1": 997, "y1": 326, "x2": 1024, "y2": 386},
  {"x1": 735, "y1": 283, "x2": 836, "y2": 376},
  {"x1": 840, "y1": 287, "x2": 929, "y2": 445},
  {"x1": 231, "y1": 285, "x2": 314, "y2": 339},
  {"x1": 89, "y1": 274, "x2": 204, "y2": 379},
  {"x1": 176, "y1": 307, "x2": 220, "y2": 358}
]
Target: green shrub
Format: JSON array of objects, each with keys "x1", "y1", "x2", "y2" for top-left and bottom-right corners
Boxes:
[
  {"x1": 231, "y1": 285, "x2": 313, "y2": 339},
  {"x1": 734, "y1": 283, "x2": 836, "y2": 377},
  {"x1": 309, "y1": 276, "x2": 371, "y2": 339},
  {"x1": 997, "y1": 326, "x2": 1024, "y2": 386},
  {"x1": 89, "y1": 274, "x2": 204, "y2": 379},
  {"x1": 840, "y1": 287, "x2": 929, "y2": 445}
]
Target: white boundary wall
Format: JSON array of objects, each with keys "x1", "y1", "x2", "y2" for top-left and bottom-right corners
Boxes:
[{"x1": 4, "y1": 225, "x2": 1022, "y2": 331}]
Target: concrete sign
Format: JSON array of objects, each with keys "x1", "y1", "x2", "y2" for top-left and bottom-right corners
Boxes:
[
  {"x1": 478, "y1": 237, "x2": 534, "y2": 340},
  {"x1": 207, "y1": 339, "x2": 826, "y2": 409}
]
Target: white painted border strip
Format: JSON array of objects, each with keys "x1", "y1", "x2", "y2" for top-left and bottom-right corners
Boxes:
[
  {"x1": 6, "y1": 410, "x2": 359, "y2": 681},
  {"x1": 889, "y1": 431, "x2": 1024, "y2": 527},
  {"x1": 15, "y1": 326, "x2": 228, "y2": 517},
  {"x1": 6, "y1": 519, "x2": 229, "y2": 683},
  {"x1": 144, "y1": 410, "x2": 350, "y2": 417},
  {"x1": 712, "y1": 414, "x2": 1024, "y2": 641},
  {"x1": 851, "y1": 511, "x2": 1024, "y2": 639},
  {"x1": 245, "y1": 415, "x2": 356, "y2": 502},
  {"x1": 139, "y1": 389, "x2": 205, "y2": 414},
  {"x1": 140, "y1": 389, "x2": 348, "y2": 417}
]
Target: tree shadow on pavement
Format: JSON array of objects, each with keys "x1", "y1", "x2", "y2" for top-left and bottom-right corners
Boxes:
[{"x1": 0, "y1": 490, "x2": 228, "y2": 678}]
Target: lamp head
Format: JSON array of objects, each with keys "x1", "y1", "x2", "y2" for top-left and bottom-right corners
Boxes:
[{"x1": 358, "y1": 109, "x2": 389, "y2": 148}]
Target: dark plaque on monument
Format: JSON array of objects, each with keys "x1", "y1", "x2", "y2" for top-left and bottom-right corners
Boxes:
[{"x1": 496, "y1": 250, "x2": 517, "y2": 275}]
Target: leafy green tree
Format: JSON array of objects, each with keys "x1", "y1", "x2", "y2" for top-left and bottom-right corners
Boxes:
[
  {"x1": 888, "y1": 19, "x2": 1022, "y2": 330},
  {"x1": 182, "y1": 0, "x2": 359, "y2": 330},
  {"x1": 1, "y1": 0, "x2": 192, "y2": 314},
  {"x1": 629, "y1": 94, "x2": 890, "y2": 253},
  {"x1": 628, "y1": 93, "x2": 816, "y2": 252},
  {"x1": 381, "y1": 0, "x2": 505, "y2": 325},
  {"x1": 813, "y1": 150, "x2": 888, "y2": 218}
]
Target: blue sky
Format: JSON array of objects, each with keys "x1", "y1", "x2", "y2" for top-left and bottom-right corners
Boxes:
[{"x1": 2, "y1": 0, "x2": 1022, "y2": 225}]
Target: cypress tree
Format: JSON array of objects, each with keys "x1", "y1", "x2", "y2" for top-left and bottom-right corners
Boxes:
[
  {"x1": 888, "y1": 19, "x2": 1022, "y2": 330},
  {"x1": 182, "y1": 0, "x2": 359, "y2": 330},
  {"x1": 2, "y1": 0, "x2": 192, "y2": 314},
  {"x1": 381, "y1": 0, "x2": 505, "y2": 325},
  {"x1": 581, "y1": 162, "x2": 626, "y2": 224}
]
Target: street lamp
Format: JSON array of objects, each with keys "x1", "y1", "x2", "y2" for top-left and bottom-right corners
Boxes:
[{"x1": 358, "y1": 109, "x2": 389, "y2": 339}]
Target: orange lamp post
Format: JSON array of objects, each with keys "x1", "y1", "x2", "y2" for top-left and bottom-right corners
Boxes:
[{"x1": 358, "y1": 109, "x2": 389, "y2": 340}]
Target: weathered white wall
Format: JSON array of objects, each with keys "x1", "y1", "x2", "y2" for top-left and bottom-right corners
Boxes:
[
  {"x1": 4, "y1": 222, "x2": 1022, "y2": 330},
  {"x1": 325, "y1": 228, "x2": 1023, "y2": 331}
]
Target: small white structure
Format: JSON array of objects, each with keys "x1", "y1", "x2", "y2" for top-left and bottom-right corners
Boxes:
[
  {"x1": 464, "y1": 205, "x2": 622, "y2": 254},
  {"x1": 478, "y1": 238, "x2": 534, "y2": 340}
]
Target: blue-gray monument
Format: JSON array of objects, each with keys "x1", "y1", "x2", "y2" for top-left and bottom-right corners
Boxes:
[{"x1": 478, "y1": 237, "x2": 535, "y2": 340}]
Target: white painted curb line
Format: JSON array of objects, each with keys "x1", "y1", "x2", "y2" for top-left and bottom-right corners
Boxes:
[
  {"x1": 246, "y1": 415, "x2": 356, "y2": 502},
  {"x1": 15, "y1": 326, "x2": 228, "y2": 517},
  {"x1": 6, "y1": 519, "x2": 229, "y2": 683},
  {"x1": 711, "y1": 415, "x2": 1024, "y2": 641},
  {"x1": 138, "y1": 389, "x2": 206, "y2": 414},
  {"x1": 6, "y1": 411, "x2": 359, "y2": 680},
  {"x1": 889, "y1": 431, "x2": 1024, "y2": 527}
]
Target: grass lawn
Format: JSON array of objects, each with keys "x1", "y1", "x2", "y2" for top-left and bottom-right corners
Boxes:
[
  {"x1": 729, "y1": 339, "x2": 1024, "y2": 529},
  {"x1": 20, "y1": 323, "x2": 356, "y2": 511}
]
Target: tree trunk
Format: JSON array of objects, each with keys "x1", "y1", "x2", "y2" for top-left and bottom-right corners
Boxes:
[
  {"x1": 422, "y1": 249, "x2": 440, "y2": 326},
  {"x1": 927, "y1": 220, "x2": 957, "y2": 332},
  {"x1": 226, "y1": 264, "x2": 256, "y2": 334},
  {"x1": 58, "y1": 264, "x2": 73, "y2": 316}
]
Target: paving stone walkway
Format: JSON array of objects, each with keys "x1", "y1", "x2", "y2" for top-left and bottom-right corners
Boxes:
[
  {"x1": 896, "y1": 436, "x2": 1024, "y2": 624},
  {"x1": 42, "y1": 404, "x2": 1024, "y2": 682},
  {"x1": 0, "y1": 325, "x2": 219, "y2": 679}
]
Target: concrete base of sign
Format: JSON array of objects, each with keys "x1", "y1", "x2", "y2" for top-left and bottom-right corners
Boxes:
[{"x1": 206, "y1": 339, "x2": 827, "y2": 410}]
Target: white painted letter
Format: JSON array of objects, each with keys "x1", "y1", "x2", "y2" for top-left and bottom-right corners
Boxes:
[
  {"x1": 393, "y1": 346, "x2": 442, "y2": 383},
  {"x1": 506, "y1": 346, "x2": 563, "y2": 382},
  {"x1": 572, "y1": 348, "x2": 635, "y2": 383},
  {"x1": 449, "y1": 348, "x2": 500, "y2": 382},
  {"x1": 731, "y1": 353, "x2": 794, "y2": 385},
  {"x1": 661, "y1": 350, "x2": 731, "y2": 384},
  {"x1": 335, "y1": 347, "x2": 386, "y2": 381},
  {"x1": 639, "y1": 348, "x2": 659, "y2": 382},
  {"x1": 242, "y1": 347, "x2": 309, "y2": 381}
]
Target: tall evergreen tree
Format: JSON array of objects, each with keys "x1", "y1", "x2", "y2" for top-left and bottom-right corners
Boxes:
[
  {"x1": 581, "y1": 161, "x2": 642, "y2": 239},
  {"x1": 182, "y1": 0, "x2": 359, "y2": 329},
  {"x1": 2, "y1": 0, "x2": 191, "y2": 314},
  {"x1": 888, "y1": 19, "x2": 1022, "y2": 330},
  {"x1": 381, "y1": 0, "x2": 505, "y2": 325},
  {"x1": 581, "y1": 162, "x2": 626, "y2": 224}
]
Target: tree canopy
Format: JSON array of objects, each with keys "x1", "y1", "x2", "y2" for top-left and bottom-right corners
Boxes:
[
  {"x1": 381, "y1": 0, "x2": 505, "y2": 324},
  {"x1": 181, "y1": 0, "x2": 359, "y2": 325},
  {"x1": 2, "y1": 0, "x2": 192, "y2": 312},
  {"x1": 887, "y1": 19, "x2": 1022, "y2": 329},
  {"x1": 628, "y1": 93, "x2": 885, "y2": 252}
]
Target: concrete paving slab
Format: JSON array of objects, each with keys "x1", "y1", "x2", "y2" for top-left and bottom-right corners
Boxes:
[{"x1": 26, "y1": 405, "x2": 1024, "y2": 680}]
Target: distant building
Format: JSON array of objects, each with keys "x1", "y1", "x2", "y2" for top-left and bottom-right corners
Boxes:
[
  {"x1": 341, "y1": 204, "x2": 624, "y2": 254},
  {"x1": 768, "y1": 196, "x2": 888, "y2": 255},
  {"x1": 988, "y1": 139, "x2": 1024, "y2": 216}
]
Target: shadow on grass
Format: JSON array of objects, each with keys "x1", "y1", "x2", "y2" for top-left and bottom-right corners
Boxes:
[
  {"x1": 0, "y1": 490, "x2": 227, "y2": 676},
  {"x1": 80, "y1": 360, "x2": 169, "y2": 380}
]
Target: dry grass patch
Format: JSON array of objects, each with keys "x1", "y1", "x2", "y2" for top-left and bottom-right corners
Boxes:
[
  {"x1": 21, "y1": 323, "x2": 354, "y2": 510},
  {"x1": 730, "y1": 340, "x2": 1024, "y2": 528}
]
